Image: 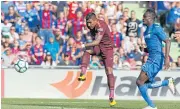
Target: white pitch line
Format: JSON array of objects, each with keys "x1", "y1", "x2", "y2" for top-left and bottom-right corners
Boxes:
[{"x1": 49, "y1": 101, "x2": 97, "y2": 104}]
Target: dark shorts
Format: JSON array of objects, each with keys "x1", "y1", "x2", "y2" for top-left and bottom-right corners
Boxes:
[{"x1": 89, "y1": 46, "x2": 113, "y2": 68}]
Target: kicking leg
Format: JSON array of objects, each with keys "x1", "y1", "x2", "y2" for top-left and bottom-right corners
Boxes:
[
  {"x1": 147, "y1": 78, "x2": 175, "y2": 94},
  {"x1": 136, "y1": 71, "x2": 157, "y2": 109},
  {"x1": 78, "y1": 50, "x2": 93, "y2": 81}
]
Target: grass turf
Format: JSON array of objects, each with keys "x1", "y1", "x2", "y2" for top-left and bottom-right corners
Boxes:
[{"x1": 2, "y1": 98, "x2": 180, "y2": 109}]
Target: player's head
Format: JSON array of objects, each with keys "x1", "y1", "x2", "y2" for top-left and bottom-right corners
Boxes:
[
  {"x1": 143, "y1": 9, "x2": 156, "y2": 25},
  {"x1": 86, "y1": 12, "x2": 98, "y2": 29}
]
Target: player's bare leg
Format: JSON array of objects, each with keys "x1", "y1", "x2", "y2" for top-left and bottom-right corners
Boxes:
[
  {"x1": 136, "y1": 71, "x2": 156, "y2": 109},
  {"x1": 78, "y1": 50, "x2": 93, "y2": 81}
]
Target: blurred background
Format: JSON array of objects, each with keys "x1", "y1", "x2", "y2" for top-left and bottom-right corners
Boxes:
[{"x1": 1, "y1": 1, "x2": 180, "y2": 70}]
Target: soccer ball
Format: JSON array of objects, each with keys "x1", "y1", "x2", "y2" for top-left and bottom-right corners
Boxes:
[{"x1": 14, "y1": 59, "x2": 29, "y2": 73}]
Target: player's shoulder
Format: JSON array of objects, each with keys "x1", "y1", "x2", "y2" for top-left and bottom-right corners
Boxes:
[
  {"x1": 96, "y1": 19, "x2": 107, "y2": 31},
  {"x1": 153, "y1": 23, "x2": 163, "y2": 29}
]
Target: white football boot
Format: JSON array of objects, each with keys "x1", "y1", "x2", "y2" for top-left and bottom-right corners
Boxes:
[
  {"x1": 142, "y1": 106, "x2": 157, "y2": 109},
  {"x1": 168, "y1": 78, "x2": 176, "y2": 95}
]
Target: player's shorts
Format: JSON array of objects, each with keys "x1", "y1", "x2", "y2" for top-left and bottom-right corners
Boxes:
[
  {"x1": 141, "y1": 53, "x2": 164, "y2": 82},
  {"x1": 91, "y1": 46, "x2": 113, "y2": 68}
]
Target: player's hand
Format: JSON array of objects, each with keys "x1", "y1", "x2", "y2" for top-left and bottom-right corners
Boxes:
[{"x1": 164, "y1": 57, "x2": 170, "y2": 70}]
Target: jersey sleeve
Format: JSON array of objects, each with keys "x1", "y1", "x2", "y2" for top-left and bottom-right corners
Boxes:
[
  {"x1": 96, "y1": 23, "x2": 106, "y2": 38},
  {"x1": 156, "y1": 25, "x2": 167, "y2": 41}
]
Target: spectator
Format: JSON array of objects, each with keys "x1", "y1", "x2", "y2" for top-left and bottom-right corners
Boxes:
[
  {"x1": 126, "y1": 10, "x2": 141, "y2": 37},
  {"x1": 62, "y1": 38, "x2": 76, "y2": 60},
  {"x1": 177, "y1": 56, "x2": 180, "y2": 67},
  {"x1": 71, "y1": 43, "x2": 83, "y2": 65},
  {"x1": 55, "y1": 12, "x2": 67, "y2": 35},
  {"x1": 58, "y1": 53, "x2": 74, "y2": 66},
  {"x1": 166, "y1": 2, "x2": 180, "y2": 36},
  {"x1": 9, "y1": 26, "x2": 19, "y2": 43},
  {"x1": 111, "y1": 24, "x2": 124, "y2": 48},
  {"x1": 123, "y1": 36, "x2": 134, "y2": 53},
  {"x1": 24, "y1": 3, "x2": 39, "y2": 33},
  {"x1": 5, "y1": 6, "x2": 20, "y2": 25},
  {"x1": 90, "y1": 55, "x2": 103, "y2": 69},
  {"x1": 2, "y1": 35, "x2": 14, "y2": 49},
  {"x1": 65, "y1": 20, "x2": 74, "y2": 38},
  {"x1": 106, "y1": 1, "x2": 116, "y2": 20},
  {"x1": 118, "y1": 47, "x2": 126, "y2": 63},
  {"x1": 116, "y1": 3, "x2": 123, "y2": 20},
  {"x1": 122, "y1": 10, "x2": 129, "y2": 22},
  {"x1": 21, "y1": 27, "x2": 33, "y2": 43},
  {"x1": 41, "y1": 52, "x2": 56, "y2": 67},
  {"x1": 15, "y1": 18, "x2": 27, "y2": 34},
  {"x1": 1, "y1": 19, "x2": 12, "y2": 36},
  {"x1": 171, "y1": 62, "x2": 177, "y2": 69},
  {"x1": 98, "y1": 8, "x2": 109, "y2": 24},
  {"x1": 22, "y1": 43, "x2": 32, "y2": 64},
  {"x1": 51, "y1": 1, "x2": 68, "y2": 18},
  {"x1": 35, "y1": 2, "x2": 56, "y2": 44},
  {"x1": 174, "y1": 18, "x2": 180, "y2": 44},
  {"x1": 74, "y1": 30, "x2": 86, "y2": 45},
  {"x1": 14, "y1": 1, "x2": 27, "y2": 17},
  {"x1": 44, "y1": 36, "x2": 59, "y2": 63},
  {"x1": 1, "y1": 47, "x2": 16, "y2": 66},
  {"x1": 82, "y1": 1, "x2": 94, "y2": 18},
  {"x1": 11, "y1": 40, "x2": 20, "y2": 55},
  {"x1": 72, "y1": 11, "x2": 85, "y2": 36},
  {"x1": 67, "y1": 1, "x2": 78, "y2": 20},
  {"x1": 133, "y1": 45, "x2": 143, "y2": 62},
  {"x1": 1, "y1": 1, "x2": 14, "y2": 14},
  {"x1": 31, "y1": 37, "x2": 45, "y2": 65},
  {"x1": 18, "y1": 33, "x2": 27, "y2": 50},
  {"x1": 113, "y1": 54, "x2": 122, "y2": 69},
  {"x1": 116, "y1": 17, "x2": 127, "y2": 35},
  {"x1": 126, "y1": 52, "x2": 137, "y2": 69},
  {"x1": 54, "y1": 30, "x2": 64, "y2": 62}
]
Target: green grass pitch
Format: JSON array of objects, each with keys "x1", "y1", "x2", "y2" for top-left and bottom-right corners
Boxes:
[{"x1": 2, "y1": 98, "x2": 180, "y2": 109}]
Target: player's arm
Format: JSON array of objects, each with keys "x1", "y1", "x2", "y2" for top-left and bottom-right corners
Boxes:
[
  {"x1": 157, "y1": 26, "x2": 171, "y2": 69},
  {"x1": 83, "y1": 34, "x2": 103, "y2": 47},
  {"x1": 164, "y1": 38, "x2": 171, "y2": 60},
  {"x1": 83, "y1": 26, "x2": 105, "y2": 48}
]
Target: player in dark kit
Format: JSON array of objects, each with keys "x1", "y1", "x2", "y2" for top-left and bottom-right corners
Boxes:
[{"x1": 78, "y1": 13, "x2": 116, "y2": 106}]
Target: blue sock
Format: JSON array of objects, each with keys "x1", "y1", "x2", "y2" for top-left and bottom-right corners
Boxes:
[
  {"x1": 138, "y1": 85, "x2": 156, "y2": 108},
  {"x1": 147, "y1": 80, "x2": 169, "y2": 89}
]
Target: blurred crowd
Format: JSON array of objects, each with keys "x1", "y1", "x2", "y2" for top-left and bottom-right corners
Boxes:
[{"x1": 1, "y1": 1, "x2": 180, "y2": 69}]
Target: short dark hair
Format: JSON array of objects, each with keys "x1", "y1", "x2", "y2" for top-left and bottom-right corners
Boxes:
[
  {"x1": 86, "y1": 12, "x2": 96, "y2": 21},
  {"x1": 145, "y1": 8, "x2": 156, "y2": 20}
]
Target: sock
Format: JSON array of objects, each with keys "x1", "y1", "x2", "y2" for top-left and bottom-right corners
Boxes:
[
  {"x1": 80, "y1": 52, "x2": 90, "y2": 75},
  {"x1": 147, "y1": 80, "x2": 169, "y2": 89},
  {"x1": 138, "y1": 85, "x2": 156, "y2": 108},
  {"x1": 107, "y1": 74, "x2": 115, "y2": 99}
]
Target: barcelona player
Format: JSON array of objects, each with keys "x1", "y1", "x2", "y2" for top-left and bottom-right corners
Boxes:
[{"x1": 78, "y1": 13, "x2": 116, "y2": 106}]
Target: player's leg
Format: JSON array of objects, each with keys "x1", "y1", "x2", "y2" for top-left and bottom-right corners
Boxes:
[
  {"x1": 102, "y1": 49, "x2": 116, "y2": 106},
  {"x1": 136, "y1": 71, "x2": 157, "y2": 109},
  {"x1": 78, "y1": 49, "x2": 94, "y2": 81}
]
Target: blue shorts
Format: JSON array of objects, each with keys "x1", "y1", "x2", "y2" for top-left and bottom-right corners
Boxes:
[{"x1": 141, "y1": 54, "x2": 164, "y2": 82}]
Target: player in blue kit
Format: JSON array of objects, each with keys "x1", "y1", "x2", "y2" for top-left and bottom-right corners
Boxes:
[{"x1": 136, "y1": 9, "x2": 176, "y2": 109}]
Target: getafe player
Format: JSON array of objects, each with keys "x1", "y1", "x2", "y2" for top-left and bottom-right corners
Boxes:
[{"x1": 136, "y1": 9, "x2": 176, "y2": 109}]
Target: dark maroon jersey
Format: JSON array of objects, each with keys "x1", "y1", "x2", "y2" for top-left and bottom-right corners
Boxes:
[{"x1": 90, "y1": 20, "x2": 113, "y2": 50}]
